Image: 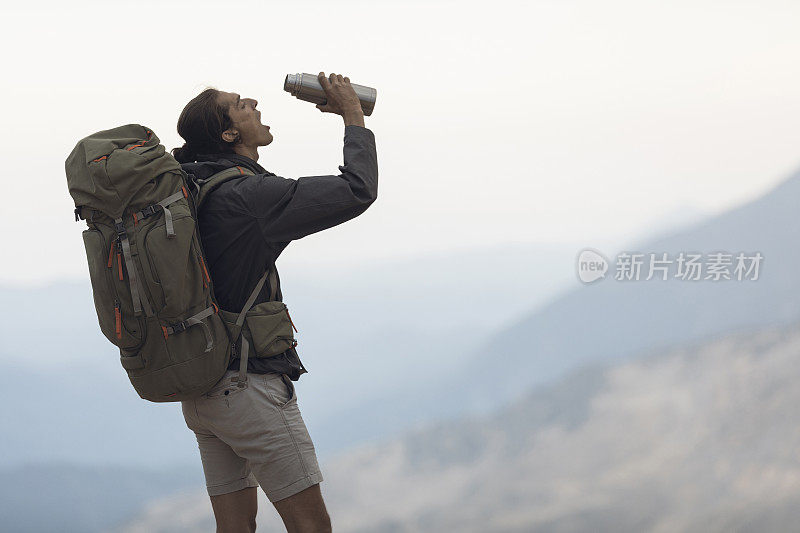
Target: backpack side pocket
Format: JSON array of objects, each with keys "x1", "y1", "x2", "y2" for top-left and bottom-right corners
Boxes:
[{"x1": 82, "y1": 229, "x2": 143, "y2": 349}]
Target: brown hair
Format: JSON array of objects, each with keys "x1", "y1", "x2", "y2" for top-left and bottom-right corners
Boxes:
[{"x1": 172, "y1": 88, "x2": 238, "y2": 163}]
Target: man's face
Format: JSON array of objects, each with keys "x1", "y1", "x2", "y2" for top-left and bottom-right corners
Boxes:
[{"x1": 217, "y1": 90, "x2": 273, "y2": 148}]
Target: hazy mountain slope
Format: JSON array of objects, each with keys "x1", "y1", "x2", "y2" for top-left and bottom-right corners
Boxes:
[
  {"x1": 0, "y1": 243, "x2": 573, "y2": 467},
  {"x1": 0, "y1": 464, "x2": 201, "y2": 533},
  {"x1": 441, "y1": 167, "x2": 800, "y2": 414},
  {"x1": 116, "y1": 321, "x2": 800, "y2": 532}
]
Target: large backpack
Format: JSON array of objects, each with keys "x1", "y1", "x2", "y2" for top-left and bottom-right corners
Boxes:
[{"x1": 66, "y1": 124, "x2": 292, "y2": 402}]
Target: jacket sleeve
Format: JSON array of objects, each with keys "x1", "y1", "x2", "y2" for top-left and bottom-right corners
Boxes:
[{"x1": 240, "y1": 125, "x2": 378, "y2": 243}]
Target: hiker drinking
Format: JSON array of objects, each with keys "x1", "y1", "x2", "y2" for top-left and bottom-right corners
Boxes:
[
  {"x1": 67, "y1": 71, "x2": 376, "y2": 532},
  {"x1": 172, "y1": 73, "x2": 377, "y2": 532}
]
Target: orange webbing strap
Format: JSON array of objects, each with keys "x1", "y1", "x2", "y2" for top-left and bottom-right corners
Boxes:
[
  {"x1": 286, "y1": 308, "x2": 298, "y2": 333},
  {"x1": 114, "y1": 301, "x2": 122, "y2": 340},
  {"x1": 114, "y1": 239, "x2": 123, "y2": 280},
  {"x1": 199, "y1": 256, "x2": 211, "y2": 287},
  {"x1": 199, "y1": 260, "x2": 208, "y2": 288}
]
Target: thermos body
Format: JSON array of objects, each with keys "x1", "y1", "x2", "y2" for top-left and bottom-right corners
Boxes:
[{"x1": 284, "y1": 73, "x2": 377, "y2": 116}]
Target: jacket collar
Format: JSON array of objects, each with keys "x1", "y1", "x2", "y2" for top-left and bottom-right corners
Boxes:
[
  {"x1": 197, "y1": 152, "x2": 270, "y2": 174},
  {"x1": 182, "y1": 152, "x2": 274, "y2": 179}
]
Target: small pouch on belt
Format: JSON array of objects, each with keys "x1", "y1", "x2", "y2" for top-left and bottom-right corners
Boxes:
[
  {"x1": 244, "y1": 301, "x2": 297, "y2": 358},
  {"x1": 220, "y1": 301, "x2": 296, "y2": 359}
]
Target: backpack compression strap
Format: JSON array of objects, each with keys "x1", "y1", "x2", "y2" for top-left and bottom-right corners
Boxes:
[
  {"x1": 231, "y1": 266, "x2": 279, "y2": 388},
  {"x1": 132, "y1": 186, "x2": 189, "y2": 238},
  {"x1": 114, "y1": 217, "x2": 153, "y2": 317},
  {"x1": 161, "y1": 304, "x2": 220, "y2": 352}
]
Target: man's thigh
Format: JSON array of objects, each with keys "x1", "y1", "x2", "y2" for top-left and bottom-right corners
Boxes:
[
  {"x1": 182, "y1": 391, "x2": 260, "y2": 497},
  {"x1": 195, "y1": 372, "x2": 324, "y2": 503}
]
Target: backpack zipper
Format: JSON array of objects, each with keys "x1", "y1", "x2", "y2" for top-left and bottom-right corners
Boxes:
[
  {"x1": 95, "y1": 223, "x2": 146, "y2": 350},
  {"x1": 116, "y1": 239, "x2": 123, "y2": 281},
  {"x1": 106, "y1": 237, "x2": 124, "y2": 281},
  {"x1": 114, "y1": 299, "x2": 122, "y2": 340}
]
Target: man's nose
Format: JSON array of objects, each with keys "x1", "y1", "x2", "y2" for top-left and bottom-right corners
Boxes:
[{"x1": 246, "y1": 98, "x2": 258, "y2": 108}]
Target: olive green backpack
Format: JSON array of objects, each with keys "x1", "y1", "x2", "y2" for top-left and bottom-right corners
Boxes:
[{"x1": 65, "y1": 124, "x2": 296, "y2": 402}]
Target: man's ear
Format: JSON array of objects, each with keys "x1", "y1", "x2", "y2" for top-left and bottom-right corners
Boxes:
[{"x1": 221, "y1": 128, "x2": 239, "y2": 143}]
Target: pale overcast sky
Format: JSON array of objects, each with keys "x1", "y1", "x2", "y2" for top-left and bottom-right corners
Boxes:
[{"x1": 2, "y1": 0, "x2": 800, "y2": 284}]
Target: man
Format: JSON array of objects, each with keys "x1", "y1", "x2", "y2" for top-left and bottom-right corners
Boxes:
[{"x1": 174, "y1": 72, "x2": 378, "y2": 532}]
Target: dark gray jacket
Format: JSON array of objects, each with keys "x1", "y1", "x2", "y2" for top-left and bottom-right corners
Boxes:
[{"x1": 181, "y1": 125, "x2": 378, "y2": 379}]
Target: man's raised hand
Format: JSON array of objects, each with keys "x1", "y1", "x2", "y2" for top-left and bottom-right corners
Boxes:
[{"x1": 316, "y1": 72, "x2": 365, "y2": 127}]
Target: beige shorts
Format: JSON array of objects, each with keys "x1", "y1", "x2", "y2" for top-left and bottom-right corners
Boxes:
[{"x1": 181, "y1": 370, "x2": 323, "y2": 502}]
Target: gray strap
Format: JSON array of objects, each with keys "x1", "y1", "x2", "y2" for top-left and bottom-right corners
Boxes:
[
  {"x1": 196, "y1": 166, "x2": 247, "y2": 185},
  {"x1": 157, "y1": 190, "x2": 186, "y2": 239},
  {"x1": 235, "y1": 269, "x2": 270, "y2": 329},
  {"x1": 162, "y1": 207, "x2": 175, "y2": 238},
  {"x1": 133, "y1": 189, "x2": 186, "y2": 238},
  {"x1": 195, "y1": 166, "x2": 254, "y2": 210},
  {"x1": 165, "y1": 306, "x2": 216, "y2": 352},
  {"x1": 115, "y1": 218, "x2": 153, "y2": 317},
  {"x1": 267, "y1": 268, "x2": 278, "y2": 301},
  {"x1": 183, "y1": 305, "x2": 216, "y2": 325},
  {"x1": 231, "y1": 265, "x2": 275, "y2": 386},
  {"x1": 237, "y1": 337, "x2": 250, "y2": 388}
]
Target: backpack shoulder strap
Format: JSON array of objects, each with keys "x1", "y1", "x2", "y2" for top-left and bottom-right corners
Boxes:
[
  {"x1": 193, "y1": 166, "x2": 255, "y2": 210},
  {"x1": 190, "y1": 164, "x2": 271, "y2": 388},
  {"x1": 230, "y1": 265, "x2": 278, "y2": 388}
]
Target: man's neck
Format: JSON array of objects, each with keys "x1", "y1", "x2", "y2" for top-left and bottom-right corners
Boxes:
[{"x1": 234, "y1": 145, "x2": 259, "y2": 162}]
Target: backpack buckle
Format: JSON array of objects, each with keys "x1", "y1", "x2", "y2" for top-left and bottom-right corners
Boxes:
[
  {"x1": 114, "y1": 221, "x2": 126, "y2": 235},
  {"x1": 140, "y1": 205, "x2": 159, "y2": 217}
]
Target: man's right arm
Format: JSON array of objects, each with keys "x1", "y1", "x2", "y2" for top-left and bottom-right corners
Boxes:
[
  {"x1": 239, "y1": 124, "x2": 377, "y2": 242},
  {"x1": 242, "y1": 72, "x2": 377, "y2": 242}
]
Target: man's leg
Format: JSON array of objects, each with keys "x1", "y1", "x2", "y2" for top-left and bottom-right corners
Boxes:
[
  {"x1": 195, "y1": 373, "x2": 326, "y2": 531},
  {"x1": 210, "y1": 487, "x2": 258, "y2": 533},
  {"x1": 272, "y1": 483, "x2": 331, "y2": 533}
]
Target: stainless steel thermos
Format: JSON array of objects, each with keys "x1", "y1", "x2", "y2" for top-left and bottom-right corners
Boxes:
[{"x1": 284, "y1": 73, "x2": 377, "y2": 116}]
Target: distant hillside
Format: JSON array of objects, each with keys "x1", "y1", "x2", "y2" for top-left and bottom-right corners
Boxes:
[
  {"x1": 304, "y1": 167, "x2": 800, "y2": 444},
  {"x1": 117, "y1": 320, "x2": 800, "y2": 532},
  {"x1": 438, "y1": 166, "x2": 800, "y2": 415},
  {"x1": 0, "y1": 464, "x2": 201, "y2": 533},
  {"x1": 0, "y1": 242, "x2": 574, "y2": 467}
]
